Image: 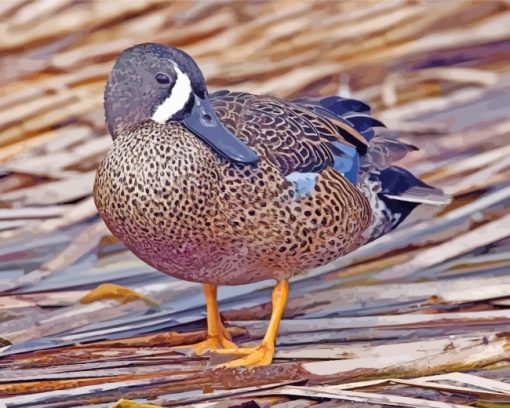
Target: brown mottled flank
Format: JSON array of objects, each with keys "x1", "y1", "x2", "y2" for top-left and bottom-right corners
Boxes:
[{"x1": 94, "y1": 92, "x2": 372, "y2": 285}]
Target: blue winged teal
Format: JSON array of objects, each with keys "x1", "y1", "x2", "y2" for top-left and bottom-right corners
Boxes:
[{"x1": 93, "y1": 43, "x2": 449, "y2": 367}]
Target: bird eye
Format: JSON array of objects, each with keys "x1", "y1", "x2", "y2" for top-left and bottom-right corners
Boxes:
[
  {"x1": 155, "y1": 73, "x2": 170, "y2": 84},
  {"x1": 203, "y1": 113, "x2": 212, "y2": 123}
]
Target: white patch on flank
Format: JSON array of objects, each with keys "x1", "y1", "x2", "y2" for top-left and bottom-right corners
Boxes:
[
  {"x1": 286, "y1": 171, "x2": 319, "y2": 198},
  {"x1": 360, "y1": 176, "x2": 388, "y2": 241},
  {"x1": 152, "y1": 64, "x2": 193, "y2": 124}
]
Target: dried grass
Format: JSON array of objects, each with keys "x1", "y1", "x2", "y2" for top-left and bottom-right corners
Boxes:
[{"x1": 1, "y1": 0, "x2": 510, "y2": 407}]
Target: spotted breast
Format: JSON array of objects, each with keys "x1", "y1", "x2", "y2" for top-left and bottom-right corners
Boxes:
[
  {"x1": 94, "y1": 101, "x2": 371, "y2": 285},
  {"x1": 94, "y1": 43, "x2": 450, "y2": 367}
]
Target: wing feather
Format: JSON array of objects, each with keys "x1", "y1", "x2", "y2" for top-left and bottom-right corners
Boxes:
[{"x1": 211, "y1": 91, "x2": 376, "y2": 182}]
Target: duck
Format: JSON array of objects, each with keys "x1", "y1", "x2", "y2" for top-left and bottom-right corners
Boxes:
[{"x1": 93, "y1": 42, "x2": 449, "y2": 368}]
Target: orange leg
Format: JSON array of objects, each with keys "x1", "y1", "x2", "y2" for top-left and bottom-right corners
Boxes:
[
  {"x1": 174, "y1": 283, "x2": 237, "y2": 355},
  {"x1": 216, "y1": 279, "x2": 288, "y2": 367}
]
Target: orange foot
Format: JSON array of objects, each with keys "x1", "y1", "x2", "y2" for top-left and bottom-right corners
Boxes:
[
  {"x1": 212, "y1": 280, "x2": 288, "y2": 368},
  {"x1": 173, "y1": 327, "x2": 237, "y2": 355},
  {"x1": 173, "y1": 283, "x2": 237, "y2": 355},
  {"x1": 213, "y1": 342, "x2": 274, "y2": 367}
]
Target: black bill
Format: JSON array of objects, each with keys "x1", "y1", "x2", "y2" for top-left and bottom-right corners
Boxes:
[{"x1": 182, "y1": 95, "x2": 259, "y2": 165}]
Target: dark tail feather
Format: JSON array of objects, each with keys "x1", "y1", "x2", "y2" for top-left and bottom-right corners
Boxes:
[
  {"x1": 293, "y1": 96, "x2": 371, "y2": 114},
  {"x1": 294, "y1": 96, "x2": 384, "y2": 142},
  {"x1": 376, "y1": 166, "x2": 450, "y2": 230}
]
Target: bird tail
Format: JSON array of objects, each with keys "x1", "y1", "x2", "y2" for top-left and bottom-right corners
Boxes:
[
  {"x1": 378, "y1": 166, "x2": 450, "y2": 205},
  {"x1": 361, "y1": 166, "x2": 451, "y2": 241},
  {"x1": 293, "y1": 95, "x2": 450, "y2": 240}
]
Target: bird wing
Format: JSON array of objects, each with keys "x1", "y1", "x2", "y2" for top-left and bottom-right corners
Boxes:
[
  {"x1": 211, "y1": 90, "x2": 384, "y2": 182},
  {"x1": 211, "y1": 90, "x2": 449, "y2": 206}
]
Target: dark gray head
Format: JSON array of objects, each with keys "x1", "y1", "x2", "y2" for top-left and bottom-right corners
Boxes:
[{"x1": 105, "y1": 43, "x2": 258, "y2": 165}]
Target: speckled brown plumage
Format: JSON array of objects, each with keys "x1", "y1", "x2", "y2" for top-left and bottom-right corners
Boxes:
[
  {"x1": 94, "y1": 92, "x2": 374, "y2": 284},
  {"x1": 94, "y1": 43, "x2": 450, "y2": 368}
]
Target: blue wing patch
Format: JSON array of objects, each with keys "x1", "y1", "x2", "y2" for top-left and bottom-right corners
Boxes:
[
  {"x1": 286, "y1": 171, "x2": 319, "y2": 198},
  {"x1": 331, "y1": 142, "x2": 360, "y2": 184}
]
